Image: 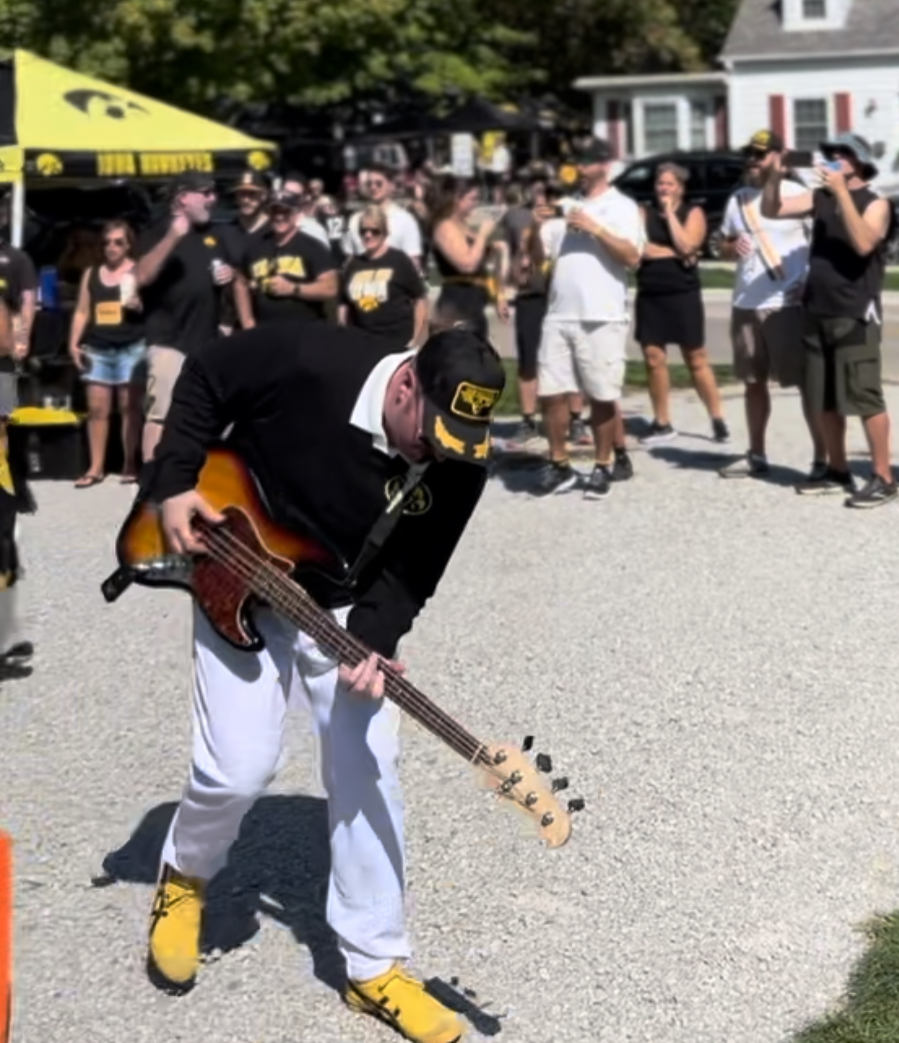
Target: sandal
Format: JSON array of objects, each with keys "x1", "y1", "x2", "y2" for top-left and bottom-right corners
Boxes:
[
  {"x1": 119, "y1": 474, "x2": 138, "y2": 484},
  {"x1": 75, "y1": 473, "x2": 104, "y2": 489}
]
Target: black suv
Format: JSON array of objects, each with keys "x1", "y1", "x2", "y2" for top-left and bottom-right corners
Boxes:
[{"x1": 612, "y1": 150, "x2": 747, "y2": 257}]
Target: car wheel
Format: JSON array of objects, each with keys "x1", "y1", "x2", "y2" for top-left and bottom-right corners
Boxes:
[{"x1": 705, "y1": 227, "x2": 724, "y2": 260}]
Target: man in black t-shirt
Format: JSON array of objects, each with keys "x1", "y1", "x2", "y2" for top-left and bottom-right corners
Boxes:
[
  {"x1": 135, "y1": 171, "x2": 236, "y2": 460},
  {"x1": 233, "y1": 189, "x2": 337, "y2": 327},
  {"x1": 217, "y1": 171, "x2": 270, "y2": 333},
  {"x1": 0, "y1": 192, "x2": 37, "y2": 403}
]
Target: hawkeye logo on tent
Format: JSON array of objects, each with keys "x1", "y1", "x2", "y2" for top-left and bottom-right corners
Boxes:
[{"x1": 64, "y1": 90, "x2": 149, "y2": 120}]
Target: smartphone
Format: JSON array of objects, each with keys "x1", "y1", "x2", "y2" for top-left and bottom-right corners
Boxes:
[{"x1": 782, "y1": 150, "x2": 814, "y2": 167}]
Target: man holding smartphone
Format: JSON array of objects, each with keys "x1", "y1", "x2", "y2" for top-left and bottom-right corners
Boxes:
[
  {"x1": 761, "y1": 131, "x2": 896, "y2": 507},
  {"x1": 718, "y1": 129, "x2": 825, "y2": 480},
  {"x1": 135, "y1": 172, "x2": 236, "y2": 462}
]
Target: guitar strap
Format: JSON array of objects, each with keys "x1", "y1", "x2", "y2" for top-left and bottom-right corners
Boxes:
[
  {"x1": 344, "y1": 460, "x2": 431, "y2": 590},
  {"x1": 736, "y1": 191, "x2": 785, "y2": 282}
]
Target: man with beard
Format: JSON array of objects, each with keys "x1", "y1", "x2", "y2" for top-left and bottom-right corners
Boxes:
[
  {"x1": 218, "y1": 171, "x2": 269, "y2": 333},
  {"x1": 135, "y1": 172, "x2": 235, "y2": 460},
  {"x1": 344, "y1": 163, "x2": 422, "y2": 269},
  {"x1": 717, "y1": 129, "x2": 825, "y2": 479}
]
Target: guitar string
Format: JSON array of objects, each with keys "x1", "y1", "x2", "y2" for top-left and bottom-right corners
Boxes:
[
  {"x1": 197, "y1": 523, "x2": 565, "y2": 823},
  {"x1": 196, "y1": 521, "x2": 496, "y2": 767}
]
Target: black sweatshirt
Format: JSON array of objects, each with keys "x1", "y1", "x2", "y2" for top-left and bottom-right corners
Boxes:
[{"x1": 142, "y1": 321, "x2": 487, "y2": 658}]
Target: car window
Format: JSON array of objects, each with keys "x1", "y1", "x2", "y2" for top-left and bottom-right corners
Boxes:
[
  {"x1": 615, "y1": 163, "x2": 655, "y2": 193},
  {"x1": 706, "y1": 161, "x2": 744, "y2": 193}
]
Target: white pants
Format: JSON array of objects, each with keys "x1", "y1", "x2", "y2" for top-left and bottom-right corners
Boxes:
[
  {"x1": 161, "y1": 603, "x2": 409, "y2": 981},
  {"x1": 537, "y1": 319, "x2": 629, "y2": 401}
]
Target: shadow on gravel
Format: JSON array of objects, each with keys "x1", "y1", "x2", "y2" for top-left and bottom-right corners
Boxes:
[
  {"x1": 94, "y1": 795, "x2": 345, "y2": 992},
  {"x1": 790, "y1": 910, "x2": 899, "y2": 1043},
  {"x1": 94, "y1": 796, "x2": 504, "y2": 1033}
]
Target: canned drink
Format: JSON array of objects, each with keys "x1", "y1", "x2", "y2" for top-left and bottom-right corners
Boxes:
[
  {"x1": 119, "y1": 272, "x2": 136, "y2": 304},
  {"x1": 210, "y1": 258, "x2": 223, "y2": 281}
]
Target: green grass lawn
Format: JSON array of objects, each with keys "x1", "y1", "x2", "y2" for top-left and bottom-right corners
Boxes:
[
  {"x1": 790, "y1": 911, "x2": 899, "y2": 1042},
  {"x1": 495, "y1": 358, "x2": 737, "y2": 416},
  {"x1": 694, "y1": 265, "x2": 899, "y2": 293}
]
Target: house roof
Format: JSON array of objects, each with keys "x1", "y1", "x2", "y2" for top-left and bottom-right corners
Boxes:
[
  {"x1": 574, "y1": 72, "x2": 727, "y2": 91},
  {"x1": 721, "y1": 0, "x2": 899, "y2": 61}
]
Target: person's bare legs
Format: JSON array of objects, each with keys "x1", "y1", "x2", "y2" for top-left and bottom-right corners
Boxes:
[
  {"x1": 80, "y1": 383, "x2": 112, "y2": 482},
  {"x1": 541, "y1": 394, "x2": 571, "y2": 463},
  {"x1": 641, "y1": 345, "x2": 670, "y2": 426},
  {"x1": 518, "y1": 376, "x2": 538, "y2": 419},
  {"x1": 819, "y1": 412, "x2": 848, "y2": 472},
  {"x1": 142, "y1": 420, "x2": 163, "y2": 462},
  {"x1": 589, "y1": 400, "x2": 616, "y2": 465},
  {"x1": 744, "y1": 381, "x2": 771, "y2": 457},
  {"x1": 800, "y1": 385, "x2": 827, "y2": 463},
  {"x1": 118, "y1": 383, "x2": 143, "y2": 478},
  {"x1": 861, "y1": 410, "x2": 893, "y2": 483},
  {"x1": 681, "y1": 346, "x2": 724, "y2": 421}
]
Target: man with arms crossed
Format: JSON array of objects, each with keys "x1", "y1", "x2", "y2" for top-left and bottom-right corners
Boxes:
[
  {"x1": 718, "y1": 129, "x2": 826, "y2": 479},
  {"x1": 140, "y1": 320, "x2": 505, "y2": 1043},
  {"x1": 761, "y1": 132, "x2": 896, "y2": 507},
  {"x1": 534, "y1": 138, "x2": 642, "y2": 498}
]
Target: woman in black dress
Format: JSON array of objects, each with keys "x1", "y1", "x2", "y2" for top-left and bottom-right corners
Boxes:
[
  {"x1": 428, "y1": 175, "x2": 508, "y2": 339},
  {"x1": 635, "y1": 163, "x2": 729, "y2": 444}
]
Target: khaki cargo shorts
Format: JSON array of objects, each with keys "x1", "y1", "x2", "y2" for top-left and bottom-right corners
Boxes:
[
  {"x1": 731, "y1": 306, "x2": 804, "y2": 388},
  {"x1": 537, "y1": 319, "x2": 629, "y2": 402},
  {"x1": 802, "y1": 312, "x2": 885, "y2": 418},
  {"x1": 144, "y1": 346, "x2": 185, "y2": 424}
]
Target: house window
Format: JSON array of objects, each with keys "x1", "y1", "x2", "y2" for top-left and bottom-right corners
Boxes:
[
  {"x1": 802, "y1": 0, "x2": 826, "y2": 17},
  {"x1": 793, "y1": 99, "x2": 828, "y2": 151},
  {"x1": 690, "y1": 100, "x2": 708, "y2": 150},
  {"x1": 643, "y1": 103, "x2": 679, "y2": 154}
]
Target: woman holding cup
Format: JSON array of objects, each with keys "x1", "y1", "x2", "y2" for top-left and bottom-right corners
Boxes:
[{"x1": 68, "y1": 219, "x2": 145, "y2": 487}]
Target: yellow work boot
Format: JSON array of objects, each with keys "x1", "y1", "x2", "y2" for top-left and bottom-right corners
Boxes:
[
  {"x1": 345, "y1": 962, "x2": 465, "y2": 1043},
  {"x1": 146, "y1": 864, "x2": 205, "y2": 994}
]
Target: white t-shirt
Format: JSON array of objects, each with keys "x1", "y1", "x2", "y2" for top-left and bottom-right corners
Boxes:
[
  {"x1": 544, "y1": 187, "x2": 643, "y2": 323},
  {"x1": 720, "y1": 182, "x2": 810, "y2": 311},
  {"x1": 344, "y1": 202, "x2": 422, "y2": 260},
  {"x1": 298, "y1": 215, "x2": 331, "y2": 248}
]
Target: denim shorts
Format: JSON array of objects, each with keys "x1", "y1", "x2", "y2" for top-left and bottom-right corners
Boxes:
[{"x1": 81, "y1": 340, "x2": 147, "y2": 386}]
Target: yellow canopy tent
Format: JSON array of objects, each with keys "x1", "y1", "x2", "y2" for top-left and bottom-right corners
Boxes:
[{"x1": 0, "y1": 49, "x2": 278, "y2": 244}]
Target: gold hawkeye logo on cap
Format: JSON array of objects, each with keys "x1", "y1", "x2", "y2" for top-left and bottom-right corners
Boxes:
[{"x1": 451, "y1": 382, "x2": 500, "y2": 421}]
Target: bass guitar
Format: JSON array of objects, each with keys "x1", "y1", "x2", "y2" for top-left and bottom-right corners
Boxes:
[{"x1": 102, "y1": 448, "x2": 583, "y2": 847}]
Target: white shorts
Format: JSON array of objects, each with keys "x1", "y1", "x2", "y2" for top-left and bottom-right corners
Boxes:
[{"x1": 537, "y1": 320, "x2": 629, "y2": 402}]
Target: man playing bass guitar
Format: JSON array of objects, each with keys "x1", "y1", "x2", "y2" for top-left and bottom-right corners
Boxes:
[{"x1": 137, "y1": 318, "x2": 505, "y2": 1043}]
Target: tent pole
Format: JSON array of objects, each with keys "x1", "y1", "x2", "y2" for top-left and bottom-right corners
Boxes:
[{"x1": 10, "y1": 179, "x2": 23, "y2": 248}]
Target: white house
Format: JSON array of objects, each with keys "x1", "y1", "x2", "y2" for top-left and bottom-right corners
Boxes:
[
  {"x1": 574, "y1": 0, "x2": 899, "y2": 193},
  {"x1": 721, "y1": 0, "x2": 899, "y2": 193}
]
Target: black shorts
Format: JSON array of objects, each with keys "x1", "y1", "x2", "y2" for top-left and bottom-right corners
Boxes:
[
  {"x1": 435, "y1": 284, "x2": 489, "y2": 341},
  {"x1": 635, "y1": 289, "x2": 705, "y2": 350},
  {"x1": 514, "y1": 294, "x2": 547, "y2": 381},
  {"x1": 803, "y1": 312, "x2": 885, "y2": 418}
]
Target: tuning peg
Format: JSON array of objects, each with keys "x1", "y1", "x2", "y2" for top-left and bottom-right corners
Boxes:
[
  {"x1": 521, "y1": 735, "x2": 534, "y2": 752},
  {"x1": 535, "y1": 752, "x2": 552, "y2": 774},
  {"x1": 567, "y1": 798, "x2": 585, "y2": 813},
  {"x1": 551, "y1": 776, "x2": 569, "y2": 793}
]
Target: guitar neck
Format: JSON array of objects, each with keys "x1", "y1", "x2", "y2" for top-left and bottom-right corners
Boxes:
[{"x1": 258, "y1": 566, "x2": 488, "y2": 765}]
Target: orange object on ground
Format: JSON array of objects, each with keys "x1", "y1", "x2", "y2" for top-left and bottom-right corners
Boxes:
[{"x1": 0, "y1": 830, "x2": 10, "y2": 1043}]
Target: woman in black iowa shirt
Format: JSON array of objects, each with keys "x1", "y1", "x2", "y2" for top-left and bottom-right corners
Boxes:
[
  {"x1": 68, "y1": 220, "x2": 146, "y2": 486},
  {"x1": 338, "y1": 205, "x2": 429, "y2": 347}
]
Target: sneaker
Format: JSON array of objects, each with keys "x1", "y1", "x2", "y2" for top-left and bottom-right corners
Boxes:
[
  {"x1": 808, "y1": 459, "x2": 829, "y2": 483},
  {"x1": 795, "y1": 467, "x2": 856, "y2": 496},
  {"x1": 582, "y1": 463, "x2": 611, "y2": 500},
  {"x1": 719, "y1": 453, "x2": 769, "y2": 479},
  {"x1": 610, "y1": 448, "x2": 634, "y2": 482},
  {"x1": 503, "y1": 419, "x2": 541, "y2": 450},
  {"x1": 345, "y1": 963, "x2": 464, "y2": 1043},
  {"x1": 712, "y1": 418, "x2": 731, "y2": 444},
  {"x1": 568, "y1": 416, "x2": 592, "y2": 446},
  {"x1": 533, "y1": 460, "x2": 580, "y2": 496},
  {"x1": 0, "y1": 640, "x2": 33, "y2": 666},
  {"x1": 147, "y1": 864, "x2": 206, "y2": 993},
  {"x1": 846, "y1": 474, "x2": 899, "y2": 509},
  {"x1": 639, "y1": 421, "x2": 677, "y2": 446}
]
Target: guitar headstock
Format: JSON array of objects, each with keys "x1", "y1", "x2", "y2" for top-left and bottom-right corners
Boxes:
[{"x1": 480, "y1": 739, "x2": 584, "y2": 848}]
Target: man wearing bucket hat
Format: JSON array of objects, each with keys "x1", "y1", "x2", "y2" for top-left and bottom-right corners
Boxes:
[
  {"x1": 133, "y1": 320, "x2": 504, "y2": 1043},
  {"x1": 761, "y1": 131, "x2": 896, "y2": 507}
]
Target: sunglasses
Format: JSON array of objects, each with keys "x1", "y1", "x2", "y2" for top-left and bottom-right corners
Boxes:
[
  {"x1": 360, "y1": 227, "x2": 384, "y2": 237},
  {"x1": 104, "y1": 237, "x2": 126, "y2": 247},
  {"x1": 745, "y1": 149, "x2": 768, "y2": 161}
]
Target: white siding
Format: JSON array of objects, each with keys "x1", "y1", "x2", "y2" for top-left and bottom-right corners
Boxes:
[{"x1": 728, "y1": 58, "x2": 899, "y2": 191}]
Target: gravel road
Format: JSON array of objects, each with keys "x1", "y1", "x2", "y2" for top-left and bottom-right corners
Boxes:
[{"x1": 4, "y1": 381, "x2": 899, "y2": 1043}]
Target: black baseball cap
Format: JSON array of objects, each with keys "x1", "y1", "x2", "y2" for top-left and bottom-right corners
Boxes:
[
  {"x1": 268, "y1": 188, "x2": 302, "y2": 210},
  {"x1": 231, "y1": 170, "x2": 268, "y2": 194},
  {"x1": 170, "y1": 170, "x2": 216, "y2": 194},
  {"x1": 414, "y1": 328, "x2": 506, "y2": 465},
  {"x1": 572, "y1": 138, "x2": 615, "y2": 164},
  {"x1": 741, "y1": 129, "x2": 784, "y2": 155}
]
